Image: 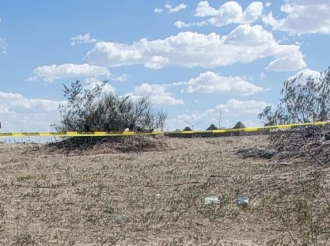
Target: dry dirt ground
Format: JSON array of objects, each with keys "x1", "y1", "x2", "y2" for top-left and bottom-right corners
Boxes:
[{"x1": 0, "y1": 136, "x2": 329, "y2": 245}]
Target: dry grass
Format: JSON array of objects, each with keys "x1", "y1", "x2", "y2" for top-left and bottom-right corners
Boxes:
[{"x1": 0, "y1": 136, "x2": 329, "y2": 245}]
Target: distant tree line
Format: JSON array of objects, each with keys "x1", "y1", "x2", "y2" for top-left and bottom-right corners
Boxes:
[{"x1": 182, "y1": 122, "x2": 246, "y2": 131}]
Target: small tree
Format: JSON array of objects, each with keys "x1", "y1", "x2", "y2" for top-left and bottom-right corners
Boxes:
[
  {"x1": 49, "y1": 80, "x2": 168, "y2": 152},
  {"x1": 233, "y1": 121, "x2": 246, "y2": 129},
  {"x1": 258, "y1": 67, "x2": 330, "y2": 125},
  {"x1": 257, "y1": 67, "x2": 330, "y2": 165},
  {"x1": 183, "y1": 126, "x2": 192, "y2": 131},
  {"x1": 53, "y1": 80, "x2": 167, "y2": 133},
  {"x1": 206, "y1": 124, "x2": 218, "y2": 130}
]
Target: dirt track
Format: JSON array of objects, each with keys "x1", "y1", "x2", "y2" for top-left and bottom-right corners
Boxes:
[{"x1": 0, "y1": 136, "x2": 329, "y2": 245}]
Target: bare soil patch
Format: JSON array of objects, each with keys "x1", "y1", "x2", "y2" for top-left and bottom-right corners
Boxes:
[{"x1": 0, "y1": 136, "x2": 329, "y2": 245}]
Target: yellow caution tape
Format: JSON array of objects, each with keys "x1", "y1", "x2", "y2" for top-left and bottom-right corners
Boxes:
[{"x1": 0, "y1": 121, "x2": 329, "y2": 138}]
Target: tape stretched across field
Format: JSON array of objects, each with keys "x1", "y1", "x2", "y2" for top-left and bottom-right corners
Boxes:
[{"x1": 0, "y1": 121, "x2": 329, "y2": 138}]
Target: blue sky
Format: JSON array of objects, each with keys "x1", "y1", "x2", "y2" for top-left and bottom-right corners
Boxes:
[{"x1": 0, "y1": 0, "x2": 330, "y2": 132}]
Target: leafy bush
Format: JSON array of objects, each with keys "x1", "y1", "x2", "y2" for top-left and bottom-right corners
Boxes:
[
  {"x1": 49, "y1": 80, "x2": 168, "y2": 153},
  {"x1": 258, "y1": 67, "x2": 330, "y2": 125},
  {"x1": 53, "y1": 80, "x2": 167, "y2": 133},
  {"x1": 257, "y1": 67, "x2": 330, "y2": 165}
]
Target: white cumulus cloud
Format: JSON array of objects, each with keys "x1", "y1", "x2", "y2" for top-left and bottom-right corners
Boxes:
[
  {"x1": 216, "y1": 99, "x2": 271, "y2": 114},
  {"x1": 0, "y1": 78, "x2": 120, "y2": 132},
  {"x1": 262, "y1": 0, "x2": 330, "y2": 35},
  {"x1": 266, "y1": 54, "x2": 307, "y2": 72},
  {"x1": 185, "y1": 71, "x2": 264, "y2": 96},
  {"x1": 85, "y1": 24, "x2": 306, "y2": 72},
  {"x1": 84, "y1": 78, "x2": 116, "y2": 95},
  {"x1": 180, "y1": 1, "x2": 263, "y2": 28},
  {"x1": 286, "y1": 68, "x2": 322, "y2": 85},
  {"x1": 154, "y1": 2, "x2": 187, "y2": 14},
  {"x1": 126, "y1": 83, "x2": 184, "y2": 106},
  {"x1": 154, "y1": 8, "x2": 163, "y2": 13},
  {"x1": 0, "y1": 92, "x2": 62, "y2": 114},
  {"x1": 71, "y1": 33, "x2": 98, "y2": 46},
  {"x1": 0, "y1": 91, "x2": 64, "y2": 132},
  {"x1": 110, "y1": 73, "x2": 128, "y2": 82},
  {"x1": 174, "y1": 20, "x2": 208, "y2": 28},
  {"x1": 165, "y1": 2, "x2": 187, "y2": 13},
  {"x1": 29, "y1": 63, "x2": 111, "y2": 82}
]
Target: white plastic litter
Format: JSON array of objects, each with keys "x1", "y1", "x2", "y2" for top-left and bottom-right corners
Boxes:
[{"x1": 204, "y1": 196, "x2": 219, "y2": 205}]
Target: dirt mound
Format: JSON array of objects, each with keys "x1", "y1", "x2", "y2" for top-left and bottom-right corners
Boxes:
[{"x1": 46, "y1": 135, "x2": 169, "y2": 155}]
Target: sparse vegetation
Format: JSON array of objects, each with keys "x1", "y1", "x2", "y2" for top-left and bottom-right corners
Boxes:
[
  {"x1": 48, "y1": 80, "x2": 168, "y2": 153},
  {"x1": 264, "y1": 180, "x2": 330, "y2": 246},
  {"x1": 256, "y1": 67, "x2": 330, "y2": 166},
  {"x1": 1, "y1": 135, "x2": 329, "y2": 245},
  {"x1": 254, "y1": 66, "x2": 330, "y2": 245},
  {"x1": 257, "y1": 66, "x2": 330, "y2": 165}
]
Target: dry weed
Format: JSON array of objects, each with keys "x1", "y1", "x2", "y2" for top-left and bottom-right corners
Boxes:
[{"x1": 0, "y1": 136, "x2": 328, "y2": 245}]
